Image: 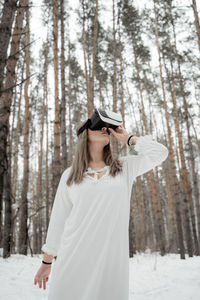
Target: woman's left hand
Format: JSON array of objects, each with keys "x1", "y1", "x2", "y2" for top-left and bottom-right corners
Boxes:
[{"x1": 108, "y1": 125, "x2": 131, "y2": 144}]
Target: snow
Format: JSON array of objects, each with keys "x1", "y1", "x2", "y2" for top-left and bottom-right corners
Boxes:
[{"x1": 0, "y1": 250, "x2": 199, "y2": 300}]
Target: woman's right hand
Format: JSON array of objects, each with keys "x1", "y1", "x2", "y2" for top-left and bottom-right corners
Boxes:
[{"x1": 34, "y1": 263, "x2": 52, "y2": 290}]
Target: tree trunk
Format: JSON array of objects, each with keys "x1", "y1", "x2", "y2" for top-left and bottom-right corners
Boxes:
[
  {"x1": 153, "y1": 0, "x2": 185, "y2": 259},
  {"x1": 163, "y1": 53, "x2": 198, "y2": 256},
  {"x1": 43, "y1": 45, "x2": 50, "y2": 233},
  {"x1": 0, "y1": 0, "x2": 17, "y2": 95},
  {"x1": 111, "y1": 0, "x2": 119, "y2": 155},
  {"x1": 117, "y1": 6, "x2": 126, "y2": 156},
  {"x1": 60, "y1": 0, "x2": 67, "y2": 172},
  {"x1": 191, "y1": 0, "x2": 200, "y2": 51},
  {"x1": 81, "y1": 0, "x2": 98, "y2": 116},
  {"x1": 67, "y1": 47, "x2": 74, "y2": 166},
  {"x1": 52, "y1": 0, "x2": 61, "y2": 193},
  {"x1": 132, "y1": 40, "x2": 166, "y2": 255},
  {"x1": 36, "y1": 90, "x2": 45, "y2": 253},
  {"x1": 0, "y1": 0, "x2": 28, "y2": 257},
  {"x1": 171, "y1": 12, "x2": 198, "y2": 256},
  {"x1": 18, "y1": 4, "x2": 30, "y2": 255}
]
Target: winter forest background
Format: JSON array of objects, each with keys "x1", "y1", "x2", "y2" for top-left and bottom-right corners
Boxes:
[{"x1": 0, "y1": 0, "x2": 200, "y2": 280}]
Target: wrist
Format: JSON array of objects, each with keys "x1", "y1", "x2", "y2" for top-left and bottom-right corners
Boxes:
[
  {"x1": 127, "y1": 135, "x2": 138, "y2": 146},
  {"x1": 43, "y1": 253, "x2": 54, "y2": 263},
  {"x1": 42, "y1": 261, "x2": 52, "y2": 266}
]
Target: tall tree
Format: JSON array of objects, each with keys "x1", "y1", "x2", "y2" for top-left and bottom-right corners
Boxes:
[
  {"x1": 52, "y1": 0, "x2": 61, "y2": 192},
  {"x1": 60, "y1": 0, "x2": 68, "y2": 172},
  {"x1": 153, "y1": 0, "x2": 185, "y2": 259},
  {"x1": 18, "y1": 2, "x2": 30, "y2": 254},
  {"x1": 1, "y1": 0, "x2": 28, "y2": 257},
  {"x1": 122, "y1": 0, "x2": 167, "y2": 255},
  {"x1": 81, "y1": 0, "x2": 99, "y2": 115},
  {"x1": 0, "y1": 0, "x2": 18, "y2": 95},
  {"x1": 170, "y1": 4, "x2": 199, "y2": 255},
  {"x1": 191, "y1": 0, "x2": 200, "y2": 51}
]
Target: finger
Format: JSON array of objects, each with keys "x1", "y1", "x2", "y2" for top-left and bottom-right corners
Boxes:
[
  {"x1": 39, "y1": 280, "x2": 42, "y2": 288},
  {"x1": 116, "y1": 127, "x2": 123, "y2": 132},
  {"x1": 108, "y1": 128, "x2": 116, "y2": 135},
  {"x1": 109, "y1": 128, "x2": 120, "y2": 137},
  {"x1": 117, "y1": 125, "x2": 125, "y2": 131},
  {"x1": 43, "y1": 279, "x2": 46, "y2": 290}
]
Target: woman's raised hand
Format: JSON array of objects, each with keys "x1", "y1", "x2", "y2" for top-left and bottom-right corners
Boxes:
[
  {"x1": 108, "y1": 125, "x2": 130, "y2": 144},
  {"x1": 34, "y1": 263, "x2": 52, "y2": 290}
]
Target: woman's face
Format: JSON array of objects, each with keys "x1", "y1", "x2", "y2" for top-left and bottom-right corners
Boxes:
[{"x1": 87, "y1": 127, "x2": 110, "y2": 146}]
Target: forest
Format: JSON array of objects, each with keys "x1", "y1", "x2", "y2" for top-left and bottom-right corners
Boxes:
[{"x1": 0, "y1": 0, "x2": 200, "y2": 264}]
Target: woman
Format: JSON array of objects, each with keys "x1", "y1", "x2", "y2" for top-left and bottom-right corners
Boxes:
[{"x1": 34, "y1": 117, "x2": 169, "y2": 300}]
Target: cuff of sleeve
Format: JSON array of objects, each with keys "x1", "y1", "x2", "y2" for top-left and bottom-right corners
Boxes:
[
  {"x1": 134, "y1": 135, "x2": 153, "y2": 154},
  {"x1": 41, "y1": 244, "x2": 57, "y2": 257}
]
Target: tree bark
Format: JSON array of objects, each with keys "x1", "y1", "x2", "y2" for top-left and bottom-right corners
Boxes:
[
  {"x1": 60, "y1": 0, "x2": 67, "y2": 172},
  {"x1": 170, "y1": 10, "x2": 199, "y2": 255},
  {"x1": 153, "y1": 0, "x2": 185, "y2": 259},
  {"x1": 52, "y1": 0, "x2": 61, "y2": 193},
  {"x1": 0, "y1": 0, "x2": 18, "y2": 95},
  {"x1": 18, "y1": 3, "x2": 30, "y2": 255},
  {"x1": 0, "y1": 0, "x2": 28, "y2": 257},
  {"x1": 191, "y1": 0, "x2": 200, "y2": 51},
  {"x1": 81, "y1": 0, "x2": 98, "y2": 116}
]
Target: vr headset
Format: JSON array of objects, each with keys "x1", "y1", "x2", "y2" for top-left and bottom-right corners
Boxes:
[{"x1": 77, "y1": 107, "x2": 123, "y2": 136}]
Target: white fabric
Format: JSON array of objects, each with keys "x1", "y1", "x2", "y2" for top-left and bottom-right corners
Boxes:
[
  {"x1": 41, "y1": 135, "x2": 169, "y2": 300},
  {"x1": 84, "y1": 166, "x2": 109, "y2": 182}
]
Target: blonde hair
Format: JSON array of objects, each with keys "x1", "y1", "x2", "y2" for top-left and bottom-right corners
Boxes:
[{"x1": 66, "y1": 120, "x2": 123, "y2": 186}]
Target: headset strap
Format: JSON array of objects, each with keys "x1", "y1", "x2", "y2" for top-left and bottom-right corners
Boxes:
[{"x1": 77, "y1": 119, "x2": 91, "y2": 136}]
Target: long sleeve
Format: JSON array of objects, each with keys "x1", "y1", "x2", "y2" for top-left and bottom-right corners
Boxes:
[
  {"x1": 120, "y1": 135, "x2": 169, "y2": 189},
  {"x1": 41, "y1": 167, "x2": 73, "y2": 256}
]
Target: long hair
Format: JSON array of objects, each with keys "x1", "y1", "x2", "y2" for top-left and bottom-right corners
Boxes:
[{"x1": 66, "y1": 120, "x2": 123, "y2": 186}]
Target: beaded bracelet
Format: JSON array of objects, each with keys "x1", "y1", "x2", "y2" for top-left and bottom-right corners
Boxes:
[{"x1": 127, "y1": 135, "x2": 134, "y2": 146}]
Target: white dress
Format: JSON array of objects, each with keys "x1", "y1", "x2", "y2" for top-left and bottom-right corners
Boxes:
[{"x1": 41, "y1": 135, "x2": 169, "y2": 300}]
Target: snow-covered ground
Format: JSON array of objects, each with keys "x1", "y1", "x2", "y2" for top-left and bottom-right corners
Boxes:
[{"x1": 0, "y1": 250, "x2": 199, "y2": 300}]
